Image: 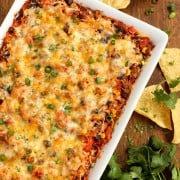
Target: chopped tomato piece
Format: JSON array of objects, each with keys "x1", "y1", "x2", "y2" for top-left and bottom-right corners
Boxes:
[
  {"x1": 13, "y1": 21, "x2": 21, "y2": 27},
  {"x1": 116, "y1": 81, "x2": 122, "y2": 90},
  {"x1": 56, "y1": 110, "x2": 69, "y2": 130},
  {"x1": 84, "y1": 136, "x2": 94, "y2": 152},
  {"x1": 40, "y1": 0, "x2": 53, "y2": 4},
  {"x1": 105, "y1": 126, "x2": 112, "y2": 141},
  {"x1": 128, "y1": 26, "x2": 137, "y2": 35},
  {"x1": 32, "y1": 168, "x2": 44, "y2": 178},
  {"x1": 138, "y1": 37, "x2": 150, "y2": 49}
]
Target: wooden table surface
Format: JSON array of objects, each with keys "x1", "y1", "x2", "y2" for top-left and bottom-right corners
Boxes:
[{"x1": 0, "y1": 0, "x2": 180, "y2": 173}]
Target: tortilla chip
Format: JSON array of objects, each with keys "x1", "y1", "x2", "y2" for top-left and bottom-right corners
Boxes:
[
  {"x1": 101, "y1": 0, "x2": 131, "y2": 9},
  {"x1": 172, "y1": 98, "x2": 180, "y2": 144},
  {"x1": 159, "y1": 48, "x2": 180, "y2": 92},
  {"x1": 135, "y1": 85, "x2": 172, "y2": 130}
]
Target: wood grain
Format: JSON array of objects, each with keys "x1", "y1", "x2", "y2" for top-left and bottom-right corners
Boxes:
[
  {"x1": 0, "y1": 0, "x2": 180, "y2": 172},
  {"x1": 0, "y1": 0, "x2": 14, "y2": 24},
  {"x1": 117, "y1": 0, "x2": 180, "y2": 168},
  {"x1": 123, "y1": 0, "x2": 180, "y2": 48}
]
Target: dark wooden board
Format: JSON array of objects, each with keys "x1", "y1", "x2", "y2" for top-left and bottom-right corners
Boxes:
[
  {"x1": 117, "y1": 0, "x2": 180, "y2": 168},
  {"x1": 0, "y1": 0, "x2": 180, "y2": 172}
]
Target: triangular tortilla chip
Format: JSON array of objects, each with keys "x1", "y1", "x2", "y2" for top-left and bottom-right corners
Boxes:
[
  {"x1": 135, "y1": 85, "x2": 172, "y2": 130},
  {"x1": 172, "y1": 98, "x2": 180, "y2": 144},
  {"x1": 101, "y1": 0, "x2": 131, "y2": 9},
  {"x1": 159, "y1": 48, "x2": 180, "y2": 92}
]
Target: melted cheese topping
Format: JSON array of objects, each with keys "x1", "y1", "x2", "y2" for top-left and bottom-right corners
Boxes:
[{"x1": 0, "y1": 0, "x2": 152, "y2": 179}]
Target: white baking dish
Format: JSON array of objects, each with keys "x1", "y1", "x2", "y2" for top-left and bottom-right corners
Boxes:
[{"x1": 0, "y1": 0, "x2": 168, "y2": 179}]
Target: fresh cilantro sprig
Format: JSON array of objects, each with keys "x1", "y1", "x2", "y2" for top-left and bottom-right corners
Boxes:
[
  {"x1": 152, "y1": 88, "x2": 178, "y2": 109},
  {"x1": 101, "y1": 136, "x2": 180, "y2": 180},
  {"x1": 107, "y1": 155, "x2": 122, "y2": 179},
  {"x1": 169, "y1": 77, "x2": 180, "y2": 88}
]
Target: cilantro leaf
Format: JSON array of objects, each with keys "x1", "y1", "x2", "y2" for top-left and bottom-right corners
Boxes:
[
  {"x1": 129, "y1": 166, "x2": 143, "y2": 180},
  {"x1": 118, "y1": 172, "x2": 132, "y2": 180},
  {"x1": 127, "y1": 146, "x2": 149, "y2": 168},
  {"x1": 151, "y1": 154, "x2": 169, "y2": 169},
  {"x1": 108, "y1": 154, "x2": 122, "y2": 179},
  {"x1": 171, "y1": 165, "x2": 180, "y2": 180},
  {"x1": 101, "y1": 136, "x2": 179, "y2": 180},
  {"x1": 152, "y1": 88, "x2": 178, "y2": 109},
  {"x1": 167, "y1": 144, "x2": 176, "y2": 158},
  {"x1": 169, "y1": 77, "x2": 180, "y2": 88},
  {"x1": 149, "y1": 135, "x2": 167, "y2": 150}
]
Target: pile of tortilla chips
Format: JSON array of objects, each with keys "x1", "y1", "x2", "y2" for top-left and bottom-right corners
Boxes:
[
  {"x1": 135, "y1": 48, "x2": 180, "y2": 144},
  {"x1": 101, "y1": 0, "x2": 131, "y2": 9}
]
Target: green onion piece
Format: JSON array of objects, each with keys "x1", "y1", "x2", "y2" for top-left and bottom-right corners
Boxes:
[
  {"x1": 169, "y1": 12, "x2": 176, "y2": 19},
  {"x1": 127, "y1": 136, "x2": 134, "y2": 146},
  {"x1": 33, "y1": 35, "x2": 45, "y2": 40},
  {"x1": 7, "y1": 129, "x2": 15, "y2": 137},
  {"x1": 0, "y1": 118, "x2": 4, "y2": 125},
  {"x1": 66, "y1": 148, "x2": 74, "y2": 154},
  {"x1": 36, "y1": 12, "x2": 42, "y2": 19},
  {"x1": 45, "y1": 66, "x2": 52, "y2": 73},
  {"x1": 66, "y1": 60, "x2": 72, "y2": 66},
  {"x1": 34, "y1": 48, "x2": 38, "y2": 52},
  {"x1": 55, "y1": 17, "x2": 60, "y2": 22},
  {"x1": 51, "y1": 71, "x2": 58, "y2": 77},
  {"x1": 71, "y1": 46, "x2": 75, "y2": 51},
  {"x1": 97, "y1": 55, "x2": 103, "y2": 62},
  {"x1": 51, "y1": 124, "x2": 59, "y2": 133},
  {"x1": 8, "y1": 64, "x2": 15, "y2": 71},
  {"x1": 24, "y1": 148, "x2": 32, "y2": 154},
  {"x1": 111, "y1": 39, "x2": 116, "y2": 45},
  {"x1": 95, "y1": 77, "x2": 106, "y2": 84},
  {"x1": 55, "y1": 159, "x2": 60, "y2": 164},
  {"x1": 112, "y1": 33, "x2": 119, "y2": 39},
  {"x1": 6, "y1": 85, "x2": 13, "y2": 94},
  {"x1": 61, "y1": 83, "x2": 67, "y2": 90},
  {"x1": 35, "y1": 64, "x2": 41, "y2": 70},
  {"x1": 64, "y1": 105, "x2": 72, "y2": 111},
  {"x1": 0, "y1": 154, "x2": 7, "y2": 161},
  {"x1": 49, "y1": 44, "x2": 58, "y2": 51},
  {"x1": 33, "y1": 134, "x2": 38, "y2": 139},
  {"x1": 89, "y1": 69, "x2": 95, "y2": 76},
  {"x1": 106, "y1": 114, "x2": 113, "y2": 121},
  {"x1": 125, "y1": 60, "x2": 129, "y2": 67},
  {"x1": 168, "y1": 2, "x2": 175, "y2": 12},
  {"x1": 25, "y1": 78, "x2": 31, "y2": 86},
  {"x1": 71, "y1": 17, "x2": 80, "y2": 23},
  {"x1": 145, "y1": 7, "x2": 155, "y2": 16},
  {"x1": 0, "y1": 70, "x2": 7, "y2": 77},
  {"x1": 27, "y1": 165, "x2": 34, "y2": 172},
  {"x1": 46, "y1": 104, "x2": 55, "y2": 110},
  {"x1": 0, "y1": 72, "x2": 3, "y2": 77},
  {"x1": 89, "y1": 56, "x2": 94, "y2": 64}
]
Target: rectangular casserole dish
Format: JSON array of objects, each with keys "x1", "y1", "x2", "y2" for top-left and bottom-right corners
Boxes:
[{"x1": 0, "y1": 0, "x2": 168, "y2": 179}]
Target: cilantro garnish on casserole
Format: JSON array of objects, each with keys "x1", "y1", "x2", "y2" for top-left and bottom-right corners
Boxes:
[{"x1": 0, "y1": 0, "x2": 154, "y2": 179}]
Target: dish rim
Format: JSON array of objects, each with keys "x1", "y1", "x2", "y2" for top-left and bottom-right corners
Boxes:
[{"x1": 0, "y1": 0, "x2": 168, "y2": 179}]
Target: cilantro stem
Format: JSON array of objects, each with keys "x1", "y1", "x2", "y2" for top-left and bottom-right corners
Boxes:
[
  {"x1": 158, "y1": 174, "x2": 162, "y2": 180},
  {"x1": 160, "y1": 172, "x2": 166, "y2": 180},
  {"x1": 146, "y1": 146, "x2": 152, "y2": 175}
]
